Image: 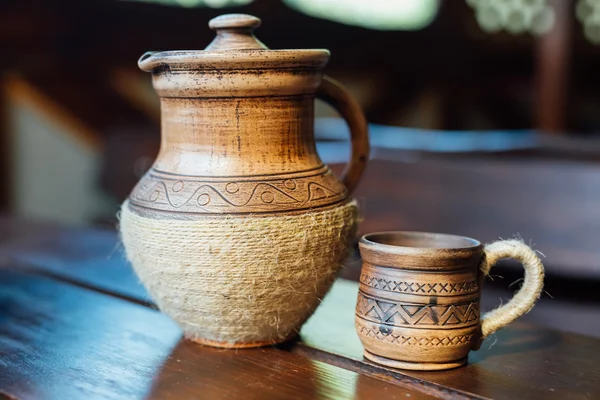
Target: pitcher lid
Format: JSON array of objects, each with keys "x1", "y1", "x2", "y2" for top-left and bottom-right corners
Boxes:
[{"x1": 138, "y1": 14, "x2": 330, "y2": 72}]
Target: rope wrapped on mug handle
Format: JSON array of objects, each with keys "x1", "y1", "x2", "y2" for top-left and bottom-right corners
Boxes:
[{"x1": 479, "y1": 240, "x2": 545, "y2": 338}]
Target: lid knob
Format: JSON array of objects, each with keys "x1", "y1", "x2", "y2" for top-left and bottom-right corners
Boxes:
[{"x1": 205, "y1": 14, "x2": 268, "y2": 51}]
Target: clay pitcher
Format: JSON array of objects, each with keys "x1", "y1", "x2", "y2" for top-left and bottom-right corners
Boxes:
[{"x1": 120, "y1": 14, "x2": 369, "y2": 348}]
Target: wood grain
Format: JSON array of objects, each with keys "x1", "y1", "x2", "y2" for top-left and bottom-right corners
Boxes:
[
  {"x1": 0, "y1": 269, "x2": 436, "y2": 400},
  {"x1": 0, "y1": 216, "x2": 148, "y2": 302},
  {"x1": 2, "y1": 221, "x2": 599, "y2": 399},
  {"x1": 344, "y1": 158, "x2": 600, "y2": 279}
]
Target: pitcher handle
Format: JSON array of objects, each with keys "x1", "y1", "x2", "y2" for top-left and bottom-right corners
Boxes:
[
  {"x1": 316, "y1": 76, "x2": 370, "y2": 195},
  {"x1": 477, "y1": 240, "x2": 545, "y2": 345}
]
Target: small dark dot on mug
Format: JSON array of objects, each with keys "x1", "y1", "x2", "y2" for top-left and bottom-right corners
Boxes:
[{"x1": 379, "y1": 325, "x2": 392, "y2": 336}]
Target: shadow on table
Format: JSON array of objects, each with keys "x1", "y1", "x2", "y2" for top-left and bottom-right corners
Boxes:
[
  {"x1": 468, "y1": 324, "x2": 560, "y2": 364},
  {"x1": 400, "y1": 325, "x2": 563, "y2": 398}
]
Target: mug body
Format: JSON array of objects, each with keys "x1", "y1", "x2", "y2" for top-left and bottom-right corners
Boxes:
[{"x1": 356, "y1": 232, "x2": 483, "y2": 370}]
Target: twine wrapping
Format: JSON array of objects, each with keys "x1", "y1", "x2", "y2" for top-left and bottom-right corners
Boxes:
[
  {"x1": 119, "y1": 200, "x2": 358, "y2": 346},
  {"x1": 479, "y1": 239, "x2": 545, "y2": 338}
]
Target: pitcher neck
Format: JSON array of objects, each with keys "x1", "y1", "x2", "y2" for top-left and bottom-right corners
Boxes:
[{"x1": 153, "y1": 96, "x2": 325, "y2": 177}]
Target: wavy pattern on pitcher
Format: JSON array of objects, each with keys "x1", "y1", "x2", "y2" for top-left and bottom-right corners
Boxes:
[
  {"x1": 130, "y1": 168, "x2": 347, "y2": 214},
  {"x1": 140, "y1": 181, "x2": 301, "y2": 209}
]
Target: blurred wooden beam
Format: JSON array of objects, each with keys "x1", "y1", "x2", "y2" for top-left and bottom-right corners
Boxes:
[
  {"x1": 0, "y1": 76, "x2": 8, "y2": 211},
  {"x1": 3, "y1": 74, "x2": 101, "y2": 151},
  {"x1": 536, "y1": 0, "x2": 573, "y2": 134}
]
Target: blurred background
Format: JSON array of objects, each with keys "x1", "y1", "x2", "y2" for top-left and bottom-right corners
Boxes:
[{"x1": 1, "y1": 0, "x2": 600, "y2": 336}]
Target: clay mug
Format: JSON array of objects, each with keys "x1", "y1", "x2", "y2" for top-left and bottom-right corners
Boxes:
[{"x1": 355, "y1": 231, "x2": 545, "y2": 371}]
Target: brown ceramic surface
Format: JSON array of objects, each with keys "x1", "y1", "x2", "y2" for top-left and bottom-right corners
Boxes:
[
  {"x1": 121, "y1": 13, "x2": 369, "y2": 348},
  {"x1": 357, "y1": 232, "x2": 483, "y2": 371},
  {"x1": 128, "y1": 13, "x2": 369, "y2": 218},
  {"x1": 356, "y1": 231, "x2": 546, "y2": 371}
]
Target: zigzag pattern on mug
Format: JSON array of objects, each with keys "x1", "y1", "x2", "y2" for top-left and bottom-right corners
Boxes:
[
  {"x1": 360, "y1": 273, "x2": 478, "y2": 295},
  {"x1": 356, "y1": 292, "x2": 479, "y2": 327},
  {"x1": 356, "y1": 321, "x2": 474, "y2": 346}
]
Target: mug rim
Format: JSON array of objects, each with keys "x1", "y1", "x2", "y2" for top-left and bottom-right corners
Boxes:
[{"x1": 360, "y1": 231, "x2": 482, "y2": 253}]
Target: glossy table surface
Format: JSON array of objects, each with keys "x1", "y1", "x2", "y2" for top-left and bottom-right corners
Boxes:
[{"x1": 0, "y1": 217, "x2": 599, "y2": 400}]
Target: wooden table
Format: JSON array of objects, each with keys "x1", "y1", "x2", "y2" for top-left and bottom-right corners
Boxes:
[{"x1": 1, "y1": 217, "x2": 599, "y2": 400}]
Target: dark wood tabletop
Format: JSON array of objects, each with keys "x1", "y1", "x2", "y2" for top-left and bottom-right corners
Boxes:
[{"x1": 1, "y1": 216, "x2": 599, "y2": 400}]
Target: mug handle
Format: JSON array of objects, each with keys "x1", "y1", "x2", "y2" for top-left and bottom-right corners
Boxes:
[
  {"x1": 478, "y1": 240, "x2": 545, "y2": 342},
  {"x1": 316, "y1": 76, "x2": 370, "y2": 195}
]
